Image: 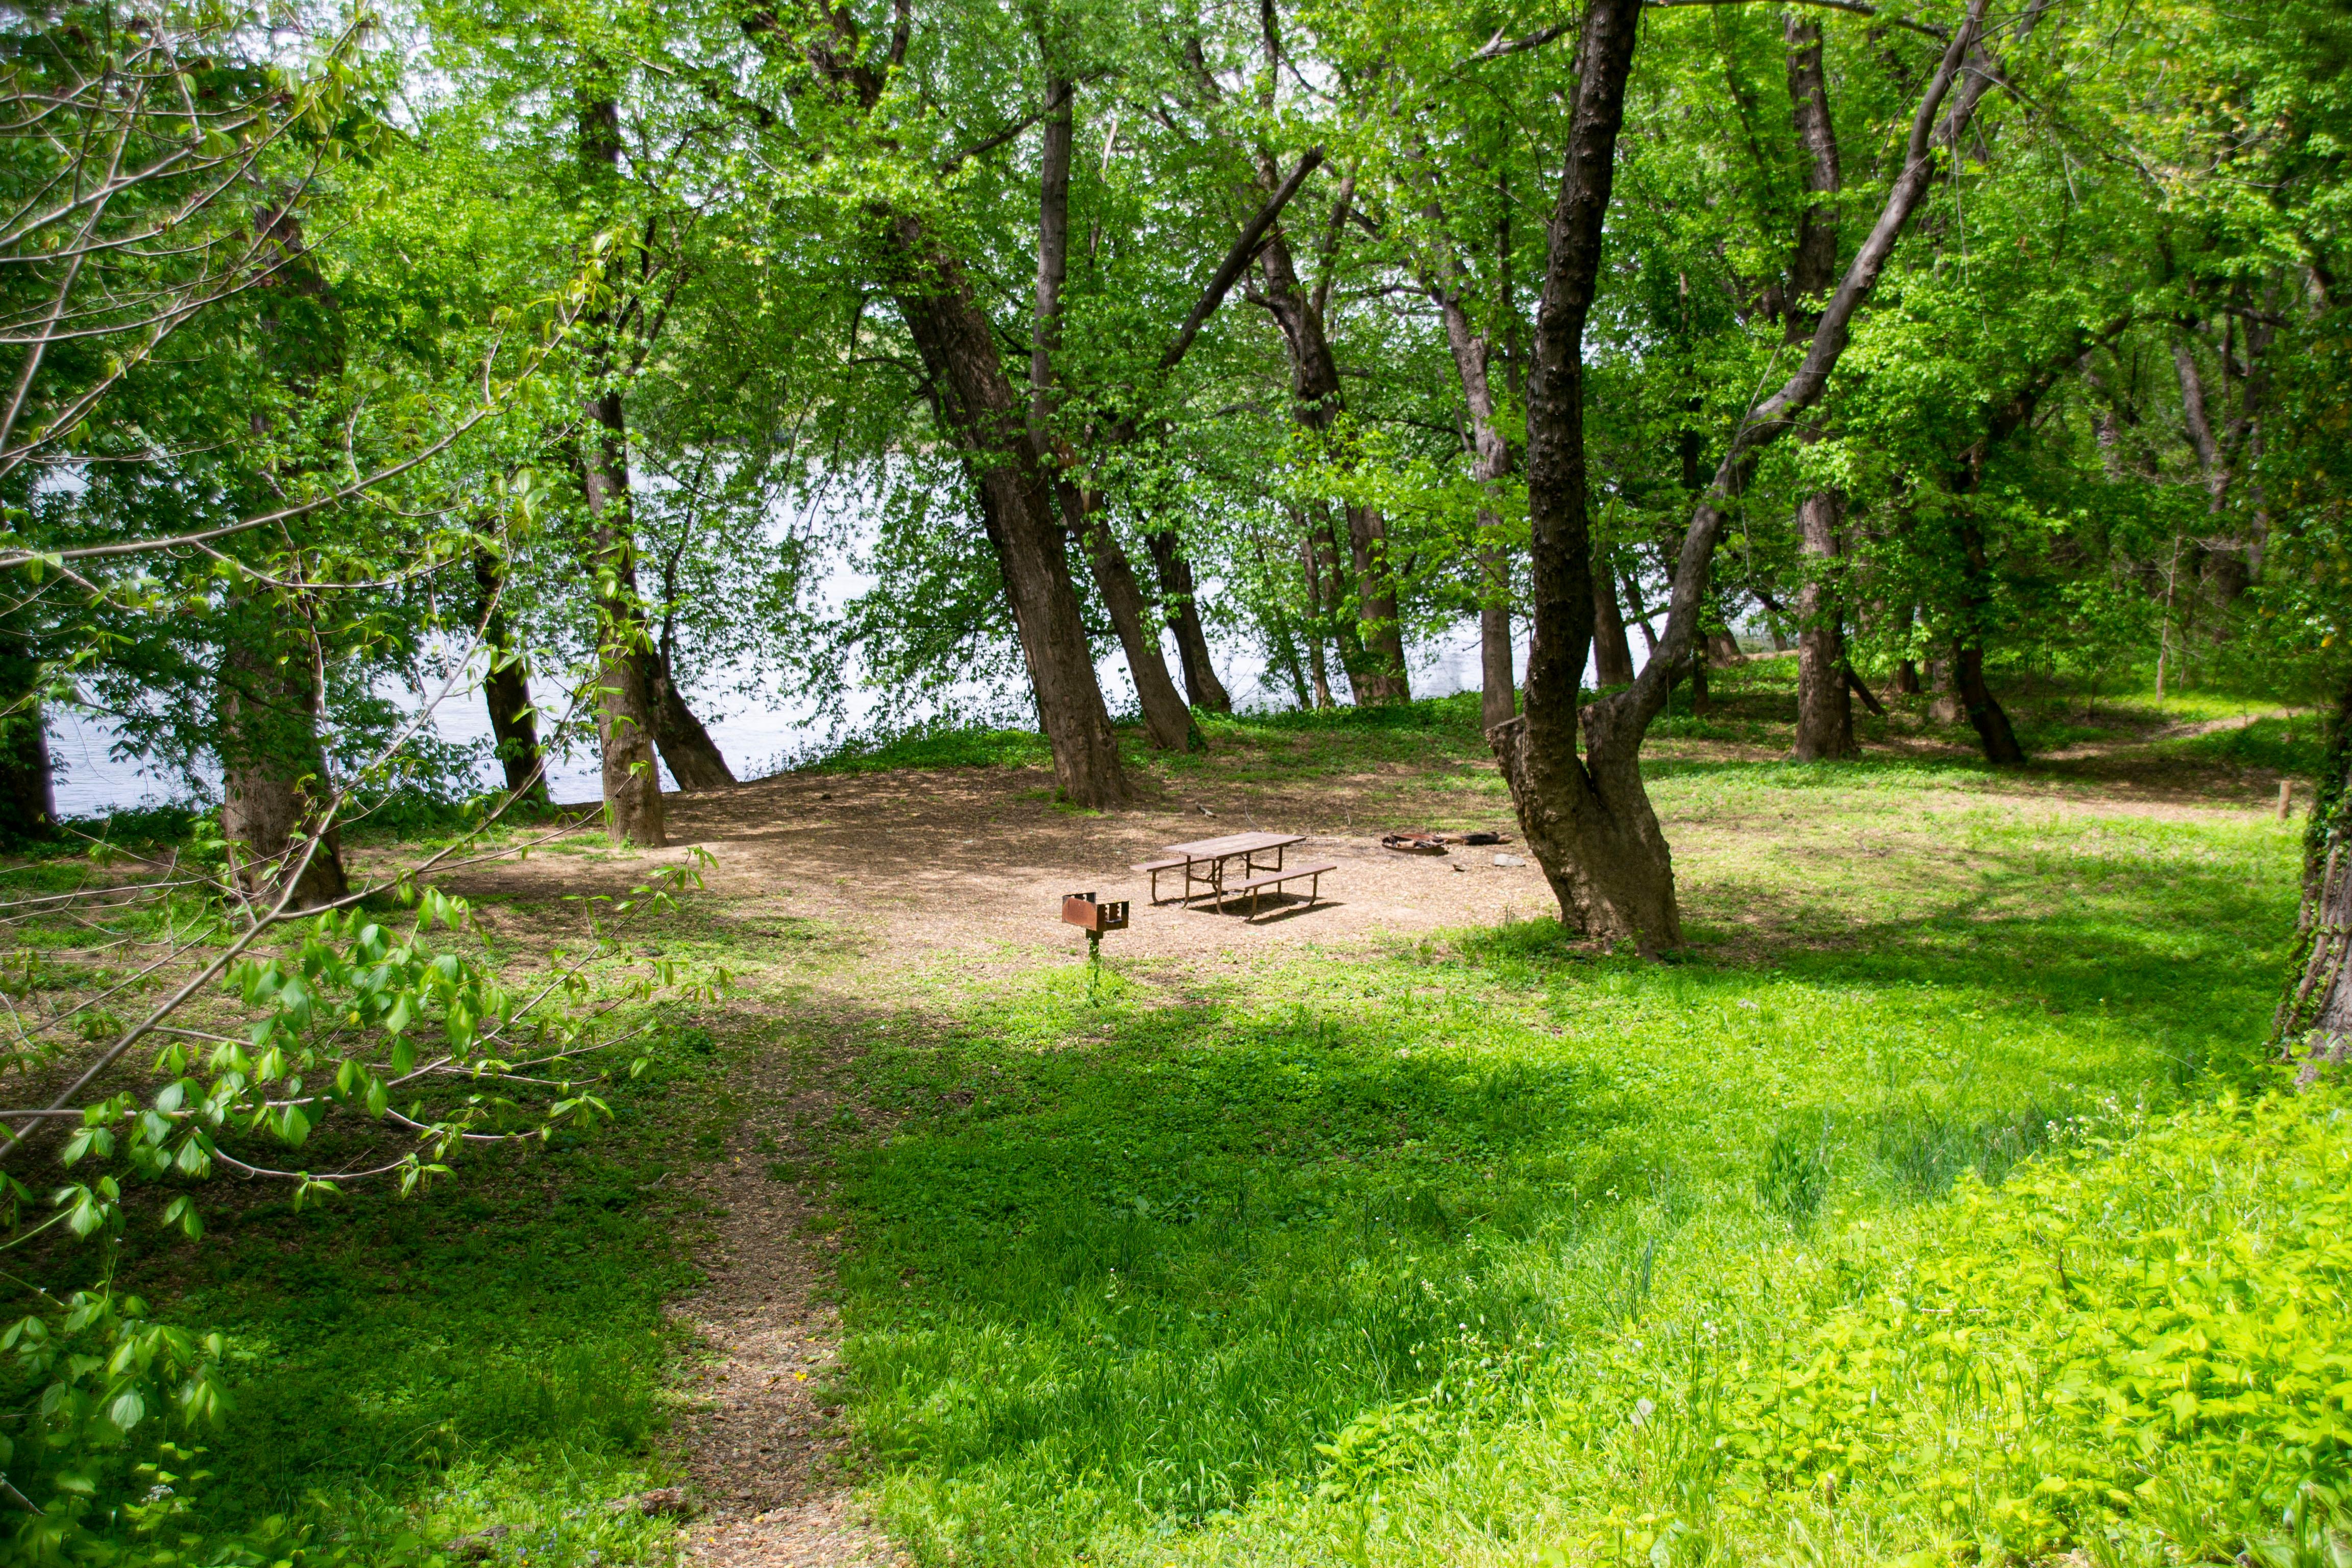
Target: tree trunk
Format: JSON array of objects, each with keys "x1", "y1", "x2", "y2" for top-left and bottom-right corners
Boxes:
[
  {"x1": 0, "y1": 643, "x2": 54, "y2": 837},
  {"x1": 1481, "y1": 588, "x2": 1515, "y2": 730},
  {"x1": 1028, "y1": 75, "x2": 1196, "y2": 756},
  {"x1": 1497, "y1": 0, "x2": 2024, "y2": 947},
  {"x1": 1926, "y1": 658, "x2": 1960, "y2": 722},
  {"x1": 1069, "y1": 504, "x2": 1199, "y2": 751},
  {"x1": 2281, "y1": 683, "x2": 2352, "y2": 1082},
  {"x1": 1344, "y1": 506, "x2": 1411, "y2": 703},
  {"x1": 1792, "y1": 486, "x2": 1857, "y2": 760},
  {"x1": 895, "y1": 236, "x2": 1130, "y2": 806},
  {"x1": 1894, "y1": 600, "x2": 1923, "y2": 695},
  {"x1": 1145, "y1": 526, "x2": 1231, "y2": 713},
  {"x1": 472, "y1": 548, "x2": 549, "y2": 805},
  {"x1": 0, "y1": 700, "x2": 51, "y2": 837},
  {"x1": 1784, "y1": 13, "x2": 1854, "y2": 764},
  {"x1": 1591, "y1": 562, "x2": 1636, "y2": 688},
  {"x1": 576, "y1": 92, "x2": 666, "y2": 847},
  {"x1": 579, "y1": 388, "x2": 668, "y2": 846},
  {"x1": 1422, "y1": 239, "x2": 1518, "y2": 728},
  {"x1": 1707, "y1": 629, "x2": 1746, "y2": 668},
  {"x1": 644, "y1": 644, "x2": 737, "y2": 790},
  {"x1": 218, "y1": 628, "x2": 350, "y2": 911},
  {"x1": 766, "y1": 23, "x2": 1130, "y2": 807},
  {"x1": 1952, "y1": 638, "x2": 2026, "y2": 765},
  {"x1": 1487, "y1": 0, "x2": 1674, "y2": 949},
  {"x1": 1297, "y1": 534, "x2": 1336, "y2": 708}
]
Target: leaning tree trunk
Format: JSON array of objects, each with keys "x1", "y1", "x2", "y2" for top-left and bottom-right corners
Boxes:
[
  {"x1": 218, "y1": 626, "x2": 350, "y2": 911},
  {"x1": 473, "y1": 549, "x2": 550, "y2": 805},
  {"x1": 1953, "y1": 637, "x2": 2026, "y2": 765},
  {"x1": 896, "y1": 240, "x2": 1129, "y2": 806},
  {"x1": 1068, "y1": 503, "x2": 1200, "y2": 751},
  {"x1": 1027, "y1": 75, "x2": 1196, "y2": 756},
  {"x1": 1145, "y1": 527, "x2": 1232, "y2": 714},
  {"x1": 2282, "y1": 687, "x2": 2352, "y2": 1081},
  {"x1": 644, "y1": 644, "x2": 737, "y2": 790}
]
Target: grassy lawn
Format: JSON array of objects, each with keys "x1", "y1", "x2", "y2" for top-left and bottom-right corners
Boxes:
[
  {"x1": 10, "y1": 659, "x2": 2325, "y2": 1564},
  {"x1": 820, "y1": 768, "x2": 2300, "y2": 1564}
]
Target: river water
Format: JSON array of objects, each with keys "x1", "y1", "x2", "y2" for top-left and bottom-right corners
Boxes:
[{"x1": 47, "y1": 619, "x2": 1536, "y2": 816}]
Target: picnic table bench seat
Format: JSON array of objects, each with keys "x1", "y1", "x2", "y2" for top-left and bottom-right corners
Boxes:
[{"x1": 1211, "y1": 862, "x2": 1336, "y2": 920}]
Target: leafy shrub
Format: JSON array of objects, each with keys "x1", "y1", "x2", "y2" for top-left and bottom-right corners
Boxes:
[{"x1": 1711, "y1": 1090, "x2": 2352, "y2": 1562}]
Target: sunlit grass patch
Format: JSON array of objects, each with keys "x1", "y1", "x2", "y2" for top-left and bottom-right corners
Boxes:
[{"x1": 816, "y1": 787, "x2": 2295, "y2": 1564}]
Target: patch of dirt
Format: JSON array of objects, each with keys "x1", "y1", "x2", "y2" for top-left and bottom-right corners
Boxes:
[
  {"x1": 669, "y1": 1023, "x2": 904, "y2": 1567},
  {"x1": 436, "y1": 767, "x2": 1554, "y2": 966}
]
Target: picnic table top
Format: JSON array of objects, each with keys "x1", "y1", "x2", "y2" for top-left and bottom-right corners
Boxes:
[{"x1": 1161, "y1": 830, "x2": 1306, "y2": 860}]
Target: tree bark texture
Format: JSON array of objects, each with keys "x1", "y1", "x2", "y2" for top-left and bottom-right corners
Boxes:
[
  {"x1": 1951, "y1": 634, "x2": 2025, "y2": 764},
  {"x1": 1486, "y1": 0, "x2": 1677, "y2": 949},
  {"x1": 579, "y1": 387, "x2": 669, "y2": 845},
  {"x1": 1927, "y1": 658, "x2": 1961, "y2": 722},
  {"x1": 2280, "y1": 684, "x2": 2352, "y2": 1082},
  {"x1": 1497, "y1": 0, "x2": 2027, "y2": 947},
  {"x1": 645, "y1": 645, "x2": 737, "y2": 790},
  {"x1": 1792, "y1": 485, "x2": 1857, "y2": 759},
  {"x1": 1069, "y1": 502, "x2": 1199, "y2": 751},
  {"x1": 1591, "y1": 564, "x2": 1636, "y2": 689},
  {"x1": 472, "y1": 549, "x2": 549, "y2": 805},
  {"x1": 1146, "y1": 527, "x2": 1232, "y2": 713},
  {"x1": 1784, "y1": 15, "x2": 1855, "y2": 762},
  {"x1": 218, "y1": 630, "x2": 350, "y2": 911}
]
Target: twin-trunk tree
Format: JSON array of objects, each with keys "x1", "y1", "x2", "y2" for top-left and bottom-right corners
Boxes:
[
  {"x1": 1496, "y1": 0, "x2": 2041, "y2": 951},
  {"x1": 575, "y1": 84, "x2": 745, "y2": 847}
]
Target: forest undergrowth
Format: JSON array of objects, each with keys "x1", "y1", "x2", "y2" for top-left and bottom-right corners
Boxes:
[{"x1": 2, "y1": 662, "x2": 2329, "y2": 1566}]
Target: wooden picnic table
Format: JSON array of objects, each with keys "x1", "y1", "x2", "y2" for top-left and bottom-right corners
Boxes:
[{"x1": 1141, "y1": 830, "x2": 1305, "y2": 904}]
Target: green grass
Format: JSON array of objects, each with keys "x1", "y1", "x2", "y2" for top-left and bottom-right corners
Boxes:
[
  {"x1": 16, "y1": 1011, "x2": 740, "y2": 1562},
  {"x1": 804, "y1": 780, "x2": 2300, "y2": 1564},
  {"x1": 15, "y1": 664, "x2": 2323, "y2": 1565},
  {"x1": 807, "y1": 723, "x2": 1057, "y2": 774}
]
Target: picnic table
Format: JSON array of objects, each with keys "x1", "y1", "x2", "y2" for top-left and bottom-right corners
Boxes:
[
  {"x1": 1135, "y1": 831, "x2": 1337, "y2": 919},
  {"x1": 1140, "y1": 831, "x2": 1304, "y2": 905}
]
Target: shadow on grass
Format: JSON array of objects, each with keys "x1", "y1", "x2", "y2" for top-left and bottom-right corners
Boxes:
[{"x1": 826, "y1": 811, "x2": 2287, "y2": 1557}]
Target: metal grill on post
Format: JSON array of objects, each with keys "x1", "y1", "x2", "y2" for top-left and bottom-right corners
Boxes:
[{"x1": 1062, "y1": 892, "x2": 1129, "y2": 1001}]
